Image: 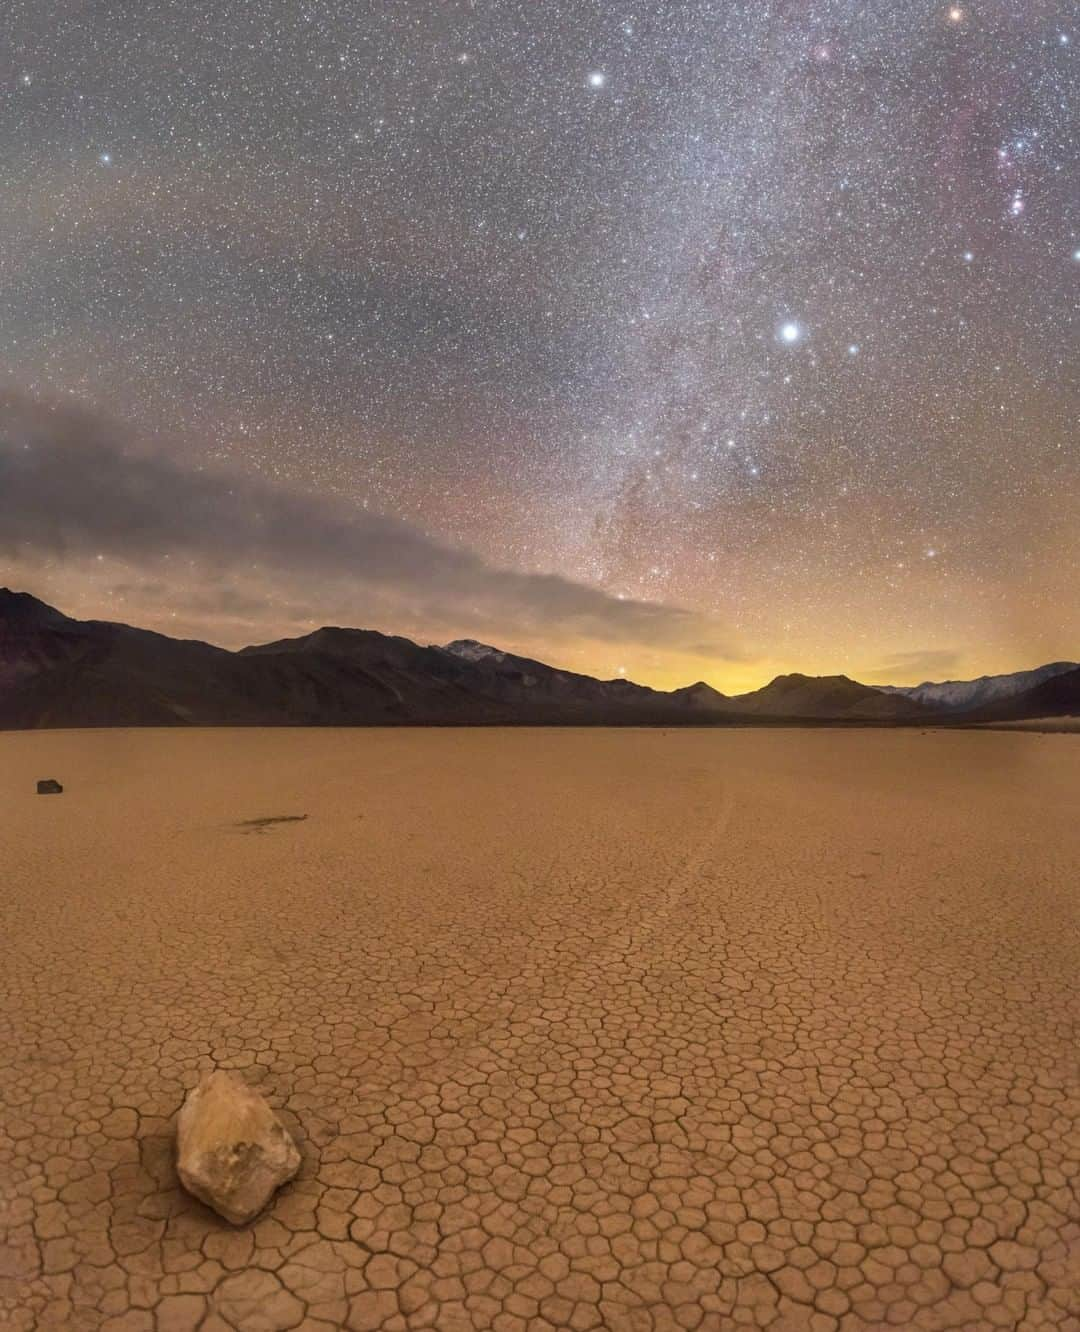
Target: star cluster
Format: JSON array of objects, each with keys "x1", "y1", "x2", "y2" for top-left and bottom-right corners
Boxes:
[{"x1": 1, "y1": 1, "x2": 1076, "y2": 688}]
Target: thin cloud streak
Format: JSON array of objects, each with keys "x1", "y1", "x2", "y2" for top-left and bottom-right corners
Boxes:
[{"x1": 865, "y1": 649, "x2": 963, "y2": 685}]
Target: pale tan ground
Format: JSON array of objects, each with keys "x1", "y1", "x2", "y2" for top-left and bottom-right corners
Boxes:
[
  {"x1": 978, "y1": 719, "x2": 1080, "y2": 734},
  {"x1": 1, "y1": 728, "x2": 1078, "y2": 1332}
]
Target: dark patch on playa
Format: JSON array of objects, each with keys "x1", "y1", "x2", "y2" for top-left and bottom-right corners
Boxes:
[{"x1": 234, "y1": 814, "x2": 309, "y2": 834}]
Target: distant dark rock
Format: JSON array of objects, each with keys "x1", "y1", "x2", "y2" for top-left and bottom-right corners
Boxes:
[{"x1": 36, "y1": 779, "x2": 63, "y2": 794}]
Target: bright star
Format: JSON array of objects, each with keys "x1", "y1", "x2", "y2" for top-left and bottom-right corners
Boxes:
[
  {"x1": 948, "y1": 7, "x2": 963, "y2": 22},
  {"x1": 779, "y1": 321, "x2": 803, "y2": 344},
  {"x1": 963, "y1": 251, "x2": 974, "y2": 263},
  {"x1": 848, "y1": 344, "x2": 860, "y2": 356},
  {"x1": 587, "y1": 71, "x2": 607, "y2": 89},
  {"x1": 98, "y1": 152, "x2": 112, "y2": 165}
]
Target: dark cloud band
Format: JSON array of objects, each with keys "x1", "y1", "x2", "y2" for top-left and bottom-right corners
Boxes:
[{"x1": 0, "y1": 391, "x2": 741, "y2": 659}]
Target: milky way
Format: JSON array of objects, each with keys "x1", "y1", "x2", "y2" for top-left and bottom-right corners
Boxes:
[{"x1": 1, "y1": 2, "x2": 1076, "y2": 689}]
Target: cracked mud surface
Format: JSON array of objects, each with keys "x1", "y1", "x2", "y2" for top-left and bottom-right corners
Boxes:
[{"x1": 1, "y1": 727, "x2": 1077, "y2": 1331}]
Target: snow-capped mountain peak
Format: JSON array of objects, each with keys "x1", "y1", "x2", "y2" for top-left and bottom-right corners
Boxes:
[
  {"x1": 877, "y1": 661, "x2": 1078, "y2": 711},
  {"x1": 442, "y1": 638, "x2": 508, "y2": 664}
]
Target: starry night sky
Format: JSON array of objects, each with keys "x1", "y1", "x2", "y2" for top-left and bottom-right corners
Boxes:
[{"x1": 1, "y1": 1, "x2": 1076, "y2": 691}]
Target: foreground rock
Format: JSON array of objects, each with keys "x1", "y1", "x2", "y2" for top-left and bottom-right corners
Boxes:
[
  {"x1": 176, "y1": 1071, "x2": 300, "y2": 1224},
  {"x1": 36, "y1": 778, "x2": 63, "y2": 794}
]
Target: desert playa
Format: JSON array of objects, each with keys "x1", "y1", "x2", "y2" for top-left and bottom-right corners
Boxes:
[{"x1": 1, "y1": 727, "x2": 1077, "y2": 1331}]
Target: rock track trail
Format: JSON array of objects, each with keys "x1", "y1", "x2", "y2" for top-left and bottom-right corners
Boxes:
[{"x1": 0, "y1": 727, "x2": 1077, "y2": 1331}]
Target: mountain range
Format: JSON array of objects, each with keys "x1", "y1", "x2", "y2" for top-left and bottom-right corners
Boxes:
[
  {"x1": 1, "y1": 588, "x2": 1076, "y2": 729},
  {"x1": 875, "y1": 660, "x2": 1078, "y2": 712}
]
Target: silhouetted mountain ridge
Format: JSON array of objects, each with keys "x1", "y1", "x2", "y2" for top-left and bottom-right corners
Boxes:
[
  {"x1": 961, "y1": 666, "x2": 1080, "y2": 722},
  {"x1": 0, "y1": 589, "x2": 1073, "y2": 728},
  {"x1": 876, "y1": 661, "x2": 1078, "y2": 712},
  {"x1": 731, "y1": 672, "x2": 922, "y2": 721}
]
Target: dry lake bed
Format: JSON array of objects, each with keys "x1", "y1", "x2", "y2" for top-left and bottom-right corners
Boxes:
[{"x1": 1, "y1": 727, "x2": 1077, "y2": 1331}]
